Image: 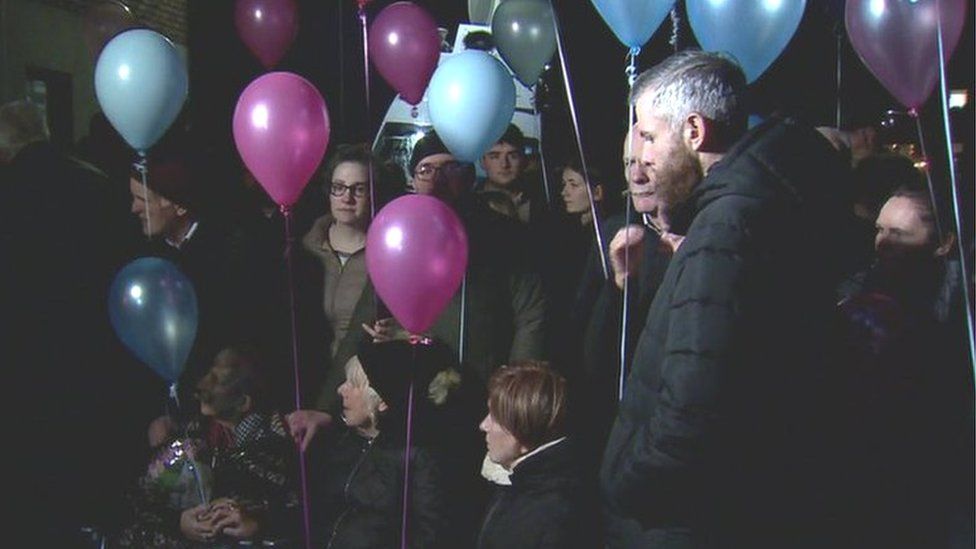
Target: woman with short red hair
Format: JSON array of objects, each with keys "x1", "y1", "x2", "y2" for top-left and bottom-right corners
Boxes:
[{"x1": 477, "y1": 362, "x2": 601, "y2": 548}]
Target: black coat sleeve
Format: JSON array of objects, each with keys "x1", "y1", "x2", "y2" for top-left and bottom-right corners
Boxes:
[{"x1": 605, "y1": 215, "x2": 752, "y2": 518}]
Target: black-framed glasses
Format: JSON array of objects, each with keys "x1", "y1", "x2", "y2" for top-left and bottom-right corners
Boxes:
[
  {"x1": 329, "y1": 182, "x2": 369, "y2": 198},
  {"x1": 414, "y1": 161, "x2": 463, "y2": 182}
]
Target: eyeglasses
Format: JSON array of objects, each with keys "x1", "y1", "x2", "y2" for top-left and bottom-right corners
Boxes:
[
  {"x1": 329, "y1": 182, "x2": 369, "y2": 198},
  {"x1": 414, "y1": 161, "x2": 463, "y2": 182}
]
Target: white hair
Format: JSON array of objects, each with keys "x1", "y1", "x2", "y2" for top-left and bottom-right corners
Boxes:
[{"x1": 630, "y1": 50, "x2": 747, "y2": 138}]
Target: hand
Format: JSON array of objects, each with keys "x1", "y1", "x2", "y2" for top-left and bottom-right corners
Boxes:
[
  {"x1": 609, "y1": 225, "x2": 646, "y2": 290},
  {"x1": 208, "y1": 499, "x2": 260, "y2": 539},
  {"x1": 285, "y1": 409, "x2": 333, "y2": 452},
  {"x1": 147, "y1": 415, "x2": 177, "y2": 448},
  {"x1": 362, "y1": 317, "x2": 410, "y2": 343},
  {"x1": 179, "y1": 504, "x2": 217, "y2": 542},
  {"x1": 660, "y1": 232, "x2": 685, "y2": 254}
]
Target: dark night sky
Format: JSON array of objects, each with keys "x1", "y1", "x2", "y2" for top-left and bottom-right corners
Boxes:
[{"x1": 183, "y1": 0, "x2": 973, "y2": 231}]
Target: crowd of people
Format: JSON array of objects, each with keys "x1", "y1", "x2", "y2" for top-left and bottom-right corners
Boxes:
[{"x1": 3, "y1": 49, "x2": 973, "y2": 548}]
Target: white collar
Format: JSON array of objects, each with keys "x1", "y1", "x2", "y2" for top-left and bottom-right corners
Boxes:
[
  {"x1": 510, "y1": 436, "x2": 566, "y2": 471},
  {"x1": 480, "y1": 436, "x2": 568, "y2": 486}
]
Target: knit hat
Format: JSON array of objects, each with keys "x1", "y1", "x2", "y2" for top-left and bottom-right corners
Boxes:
[
  {"x1": 408, "y1": 130, "x2": 451, "y2": 174},
  {"x1": 356, "y1": 339, "x2": 461, "y2": 439}
]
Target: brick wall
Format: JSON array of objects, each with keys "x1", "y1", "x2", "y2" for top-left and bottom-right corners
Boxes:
[{"x1": 34, "y1": 0, "x2": 187, "y2": 44}]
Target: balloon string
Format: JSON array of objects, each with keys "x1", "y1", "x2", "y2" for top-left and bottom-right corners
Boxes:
[
  {"x1": 458, "y1": 274, "x2": 467, "y2": 365},
  {"x1": 188, "y1": 458, "x2": 208, "y2": 507},
  {"x1": 552, "y1": 7, "x2": 608, "y2": 280},
  {"x1": 625, "y1": 48, "x2": 639, "y2": 88},
  {"x1": 400, "y1": 343, "x2": 418, "y2": 549},
  {"x1": 135, "y1": 153, "x2": 152, "y2": 240},
  {"x1": 282, "y1": 207, "x2": 314, "y2": 549},
  {"x1": 619, "y1": 74, "x2": 639, "y2": 402},
  {"x1": 360, "y1": 4, "x2": 371, "y2": 123},
  {"x1": 619, "y1": 191, "x2": 631, "y2": 403},
  {"x1": 169, "y1": 381, "x2": 180, "y2": 414},
  {"x1": 835, "y1": 32, "x2": 843, "y2": 128},
  {"x1": 338, "y1": 0, "x2": 346, "y2": 132},
  {"x1": 669, "y1": 5, "x2": 680, "y2": 51},
  {"x1": 908, "y1": 110, "x2": 945, "y2": 240},
  {"x1": 533, "y1": 102, "x2": 552, "y2": 208},
  {"x1": 935, "y1": 0, "x2": 976, "y2": 374}
]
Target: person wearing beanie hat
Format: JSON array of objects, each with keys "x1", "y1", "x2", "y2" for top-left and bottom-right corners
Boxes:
[
  {"x1": 316, "y1": 340, "x2": 459, "y2": 548},
  {"x1": 365, "y1": 130, "x2": 546, "y2": 393},
  {"x1": 344, "y1": 340, "x2": 460, "y2": 438},
  {"x1": 407, "y1": 131, "x2": 475, "y2": 204},
  {"x1": 360, "y1": 130, "x2": 549, "y2": 545}
]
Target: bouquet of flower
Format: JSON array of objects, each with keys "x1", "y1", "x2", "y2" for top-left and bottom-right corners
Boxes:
[{"x1": 144, "y1": 437, "x2": 214, "y2": 510}]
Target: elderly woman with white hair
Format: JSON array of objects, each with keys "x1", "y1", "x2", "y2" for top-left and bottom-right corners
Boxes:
[{"x1": 315, "y1": 340, "x2": 461, "y2": 548}]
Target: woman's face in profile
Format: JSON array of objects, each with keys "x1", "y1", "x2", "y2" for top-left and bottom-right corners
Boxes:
[
  {"x1": 337, "y1": 358, "x2": 379, "y2": 430},
  {"x1": 560, "y1": 168, "x2": 591, "y2": 215},
  {"x1": 479, "y1": 410, "x2": 524, "y2": 468}
]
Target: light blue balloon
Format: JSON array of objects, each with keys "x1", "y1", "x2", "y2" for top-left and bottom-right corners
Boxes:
[
  {"x1": 687, "y1": 0, "x2": 806, "y2": 83},
  {"x1": 590, "y1": 0, "x2": 675, "y2": 49},
  {"x1": 427, "y1": 50, "x2": 516, "y2": 162},
  {"x1": 108, "y1": 257, "x2": 198, "y2": 383},
  {"x1": 95, "y1": 29, "x2": 188, "y2": 152}
]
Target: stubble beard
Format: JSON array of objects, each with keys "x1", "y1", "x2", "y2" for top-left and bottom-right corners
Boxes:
[{"x1": 656, "y1": 139, "x2": 703, "y2": 221}]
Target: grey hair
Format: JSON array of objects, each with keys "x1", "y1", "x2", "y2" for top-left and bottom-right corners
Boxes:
[
  {"x1": 0, "y1": 100, "x2": 49, "y2": 161},
  {"x1": 630, "y1": 50, "x2": 747, "y2": 138}
]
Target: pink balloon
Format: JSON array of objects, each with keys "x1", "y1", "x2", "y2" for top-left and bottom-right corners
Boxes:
[
  {"x1": 366, "y1": 195, "x2": 469, "y2": 334},
  {"x1": 846, "y1": 0, "x2": 966, "y2": 109},
  {"x1": 368, "y1": 2, "x2": 441, "y2": 105},
  {"x1": 234, "y1": 0, "x2": 299, "y2": 69},
  {"x1": 232, "y1": 72, "x2": 330, "y2": 208}
]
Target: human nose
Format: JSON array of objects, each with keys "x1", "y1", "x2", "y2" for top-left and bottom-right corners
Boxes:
[
  {"x1": 479, "y1": 414, "x2": 490, "y2": 432},
  {"x1": 631, "y1": 164, "x2": 648, "y2": 185}
]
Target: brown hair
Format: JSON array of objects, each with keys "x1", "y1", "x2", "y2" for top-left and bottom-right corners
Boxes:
[
  {"x1": 321, "y1": 143, "x2": 405, "y2": 210},
  {"x1": 487, "y1": 361, "x2": 568, "y2": 450}
]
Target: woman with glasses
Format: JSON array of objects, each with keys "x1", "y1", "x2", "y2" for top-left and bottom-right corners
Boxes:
[{"x1": 287, "y1": 145, "x2": 404, "y2": 447}]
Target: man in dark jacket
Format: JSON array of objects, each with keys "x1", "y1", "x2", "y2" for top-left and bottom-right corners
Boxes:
[
  {"x1": 2, "y1": 100, "x2": 156, "y2": 545},
  {"x1": 566, "y1": 128, "x2": 672, "y2": 472},
  {"x1": 128, "y1": 151, "x2": 277, "y2": 407},
  {"x1": 599, "y1": 51, "x2": 855, "y2": 548}
]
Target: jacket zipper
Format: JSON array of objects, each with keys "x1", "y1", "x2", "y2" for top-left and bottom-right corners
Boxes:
[{"x1": 327, "y1": 435, "x2": 376, "y2": 549}]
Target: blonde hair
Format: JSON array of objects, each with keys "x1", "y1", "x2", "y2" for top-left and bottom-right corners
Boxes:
[{"x1": 344, "y1": 356, "x2": 384, "y2": 422}]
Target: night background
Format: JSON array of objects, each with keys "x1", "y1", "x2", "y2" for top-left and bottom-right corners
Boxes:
[
  {"x1": 2, "y1": 0, "x2": 972, "y2": 233},
  {"x1": 189, "y1": 0, "x2": 974, "y2": 238},
  {"x1": 2, "y1": 1, "x2": 974, "y2": 546}
]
